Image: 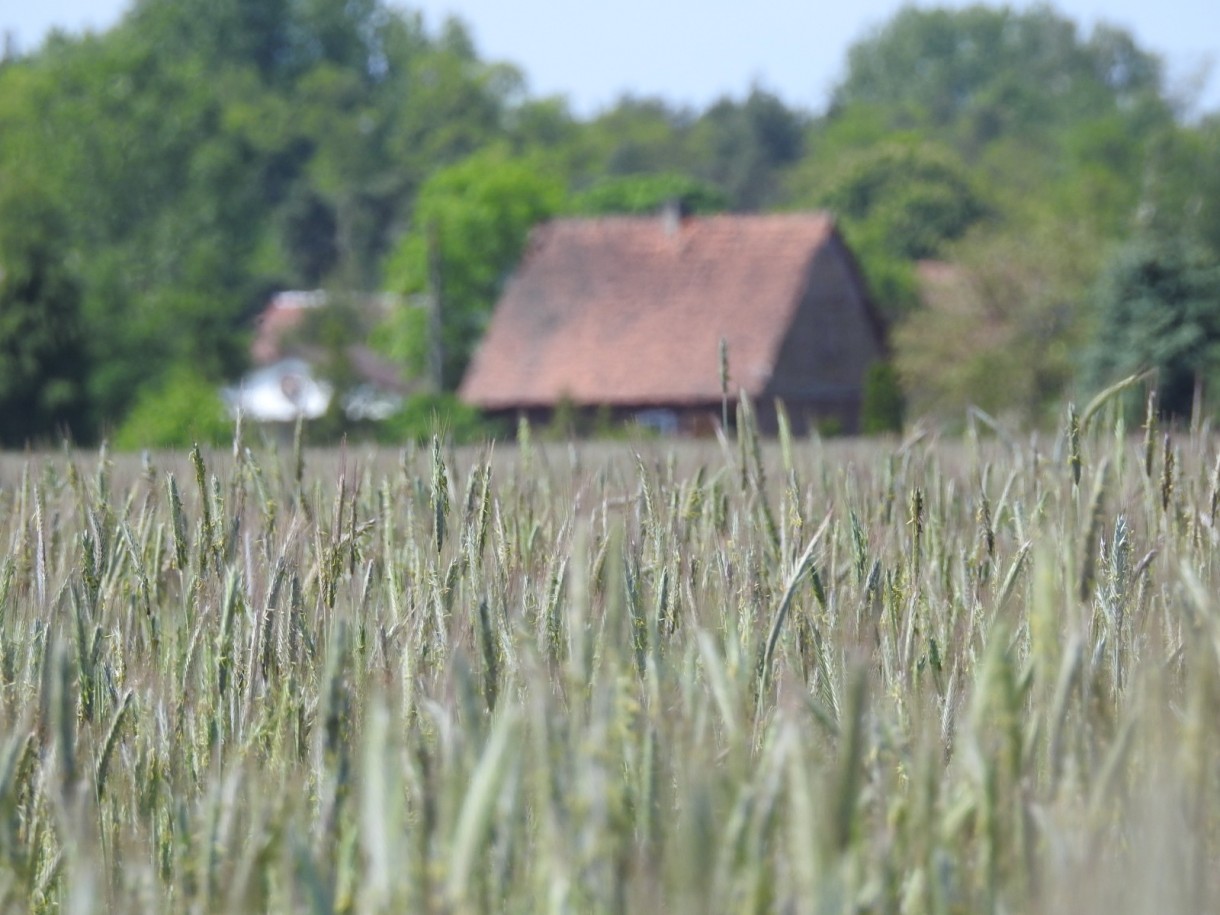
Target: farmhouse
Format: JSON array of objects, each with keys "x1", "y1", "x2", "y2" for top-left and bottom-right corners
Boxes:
[{"x1": 458, "y1": 211, "x2": 886, "y2": 434}]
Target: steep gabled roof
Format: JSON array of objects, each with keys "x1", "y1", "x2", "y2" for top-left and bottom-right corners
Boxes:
[{"x1": 460, "y1": 212, "x2": 862, "y2": 410}]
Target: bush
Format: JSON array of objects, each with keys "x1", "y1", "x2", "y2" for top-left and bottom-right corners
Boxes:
[
  {"x1": 861, "y1": 360, "x2": 905, "y2": 434},
  {"x1": 1085, "y1": 238, "x2": 1220, "y2": 419},
  {"x1": 376, "y1": 392, "x2": 501, "y2": 445},
  {"x1": 112, "y1": 367, "x2": 233, "y2": 451}
]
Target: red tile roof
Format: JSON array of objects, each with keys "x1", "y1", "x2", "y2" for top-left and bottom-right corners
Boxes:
[{"x1": 460, "y1": 212, "x2": 848, "y2": 410}]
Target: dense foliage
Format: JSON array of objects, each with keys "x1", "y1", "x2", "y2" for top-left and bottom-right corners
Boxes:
[
  {"x1": 1086, "y1": 238, "x2": 1220, "y2": 417},
  {"x1": 0, "y1": 0, "x2": 1218, "y2": 444},
  {"x1": 381, "y1": 149, "x2": 565, "y2": 389},
  {"x1": 0, "y1": 187, "x2": 90, "y2": 445}
]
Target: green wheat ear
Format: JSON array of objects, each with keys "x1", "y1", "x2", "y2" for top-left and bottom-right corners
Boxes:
[
  {"x1": 1143, "y1": 386, "x2": 1158, "y2": 479},
  {"x1": 1078, "y1": 457, "x2": 1110, "y2": 603},
  {"x1": 1067, "y1": 402, "x2": 1082, "y2": 487}
]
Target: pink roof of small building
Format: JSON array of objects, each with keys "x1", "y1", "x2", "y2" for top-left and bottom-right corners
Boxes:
[{"x1": 251, "y1": 290, "x2": 327, "y2": 364}]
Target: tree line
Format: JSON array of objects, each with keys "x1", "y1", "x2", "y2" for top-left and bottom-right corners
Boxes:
[{"x1": 1, "y1": 0, "x2": 1218, "y2": 446}]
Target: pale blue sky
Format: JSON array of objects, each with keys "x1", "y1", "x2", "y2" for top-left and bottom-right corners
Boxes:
[{"x1": 5, "y1": 0, "x2": 1217, "y2": 116}]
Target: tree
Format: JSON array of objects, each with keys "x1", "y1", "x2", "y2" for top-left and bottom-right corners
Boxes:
[
  {"x1": 1136, "y1": 118, "x2": 1220, "y2": 261},
  {"x1": 814, "y1": 141, "x2": 989, "y2": 260},
  {"x1": 895, "y1": 222, "x2": 1098, "y2": 424},
  {"x1": 569, "y1": 173, "x2": 728, "y2": 216},
  {"x1": 685, "y1": 87, "x2": 807, "y2": 209},
  {"x1": 0, "y1": 31, "x2": 277, "y2": 422},
  {"x1": 0, "y1": 185, "x2": 90, "y2": 445},
  {"x1": 827, "y1": 4, "x2": 1174, "y2": 247},
  {"x1": 112, "y1": 365, "x2": 232, "y2": 450},
  {"x1": 382, "y1": 149, "x2": 564, "y2": 388},
  {"x1": 382, "y1": 17, "x2": 524, "y2": 187},
  {"x1": 788, "y1": 139, "x2": 986, "y2": 320},
  {"x1": 0, "y1": 0, "x2": 1197, "y2": 444},
  {"x1": 1085, "y1": 238, "x2": 1220, "y2": 417},
  {"x1": 861, "y1": 362, "x2": 905, "y2": 434},
  {"x1": 832, "y1": 6, "x2": 1168, "y2": 142},
  {"x1": 576, "y1": 96, "x2": 695, "y2": 178},
  {"x1": 0, "y1": 1, "x2": 528, "y2": 439}
]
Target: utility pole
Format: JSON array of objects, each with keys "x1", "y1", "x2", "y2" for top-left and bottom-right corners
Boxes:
[
  {"x1": 427, "y1": 220, "x2": 445, "y2": 392},
  {"x1": 719, "y1": 336, "x2": 731, "y2": 437}
]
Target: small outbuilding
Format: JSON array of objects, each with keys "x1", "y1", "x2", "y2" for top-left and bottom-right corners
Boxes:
[
  {"x1": 458, "y1": 211, "x2": 886, "y2": 434},
  {"x1": 227, "y1": 289, "x2": 410, "y2": 424},
  {"x1": 222, "y1": 357, "x2": 332, "y2": 422}
]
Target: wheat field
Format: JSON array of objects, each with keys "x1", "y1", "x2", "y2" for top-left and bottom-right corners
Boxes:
[{"x1": 0, "y1": 399, "x2": 1217, "y2": 912}]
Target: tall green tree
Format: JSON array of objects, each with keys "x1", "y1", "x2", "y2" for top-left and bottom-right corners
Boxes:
[
  {"x1": 1136, "y1": 118, "x2": 1220, "y2": 260},
  {"x1": 0, "y1": 0, "x2": 527, "y2": 439},
  {"x1": 833, "y1": 6, "x2": 1167, "y2": 143},
  {"x1": 787, "y1": 139, "x2": 987, "y2": 318},
  {"x1": 569, "y1": 173, "x2": 728, "y2": 216},
  {"x1": 576, "y1": 97, "x2": 695, "y2": 178},
  {"x1": 814, "y1": 140, "x2": 989, "y2": 260},
  {"x1": 686, "y1": 87, "x2": 807, "y2": 209},
  {"x1": 828, "y1": 4, "x2": 1173, "y2": 243},
  {"x1": 1085, "y1": 238, "x2": 1220, "y2": 417},
  {"x1": 0, "y1": 185, "x2": 90, "y2": 445},
  {"x1": 382, "y1": 149, "x2": 564, "y2": 388},
  {"x1": 0, "y1": 29, "x2": 279, "y2": 419},
  {"x1": 0, "y1": 0, "x2": 1202, "y2": 441},
  {"x1": 896, "y1": 222, "x2": 1098, "y2": 423}
]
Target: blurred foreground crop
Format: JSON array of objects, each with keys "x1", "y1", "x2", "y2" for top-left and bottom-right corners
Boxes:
[{"x1": 0, "y1": 402, "x2": 1219, "y2": 911}]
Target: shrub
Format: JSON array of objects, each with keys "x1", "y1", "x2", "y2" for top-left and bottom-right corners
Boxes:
[
  {"x1": 861, "y1": 361, "x2": 905, "y2": 434},
  {"x1": 1085, "y1": 238, "x2": 1220, "y2": 419},
  {"x1": 112, "y1": 367, "x2": 232, "y2": 450},
  {"x1": 376, "y1": 392, "x2": 500, "y2": 445}
]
